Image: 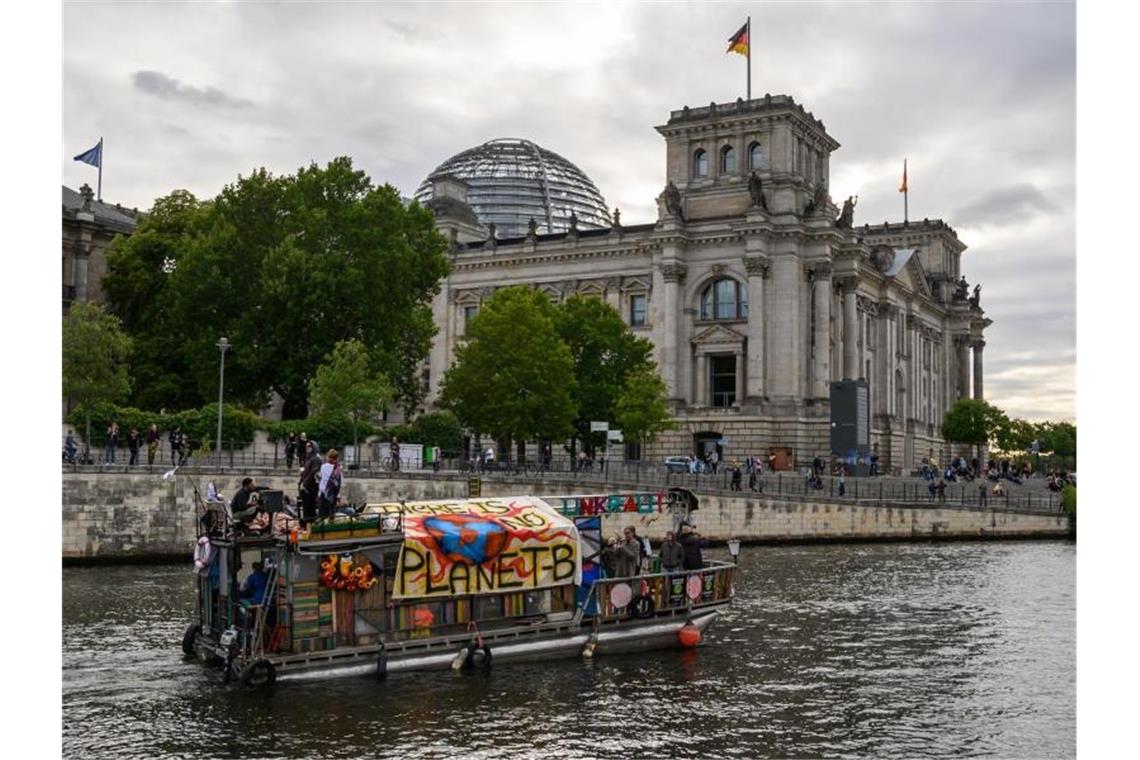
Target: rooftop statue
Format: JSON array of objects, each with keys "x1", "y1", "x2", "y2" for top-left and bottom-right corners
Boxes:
[
  {"x1": 663, "y1": 181, "x2": 683, "y2": 220},
  {"x1": 954, "y1": 276, "x2": 969, "y2": 302},
  {"x1": 804, "y1": 182, "x2": 828, "y2": 217},
  {"x1": 835, "y1": 195, "x2": 858, "y2": 229}
]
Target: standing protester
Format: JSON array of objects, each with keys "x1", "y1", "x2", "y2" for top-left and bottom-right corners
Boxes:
[
  {"x1": 318, "y1": 449, "x2": 343, "y2": 519},
  {"x1": 104, "y1": 422, "x2": 119, "y2": 464},
  {"x1": 731, "y1": 462, "x2": 743, "y2": 491},
  {"x1": 432, "y1": 445, "x2": 442, "y2": 472},
  {"x1": 127, "y1": 427, "x2": 141, "y2": 466},
  {"x1": 390, "y1": 438, "x2": 401, "y2": 472},
  {"x1": 285, "y1": 433, "x2": 297, "y2": 469},
  {"x1": 298, "y1": 441, "x2": 323, "y2": 523},
  {"x1": 146, "y1": 424, "x2": 160, "y2": 466},
  {"x1": 837, "y1": 470, "x2": 847, "y2": 497},
  {"x1": 179, "y1": 433, "x2": 191, "y2": 465}
]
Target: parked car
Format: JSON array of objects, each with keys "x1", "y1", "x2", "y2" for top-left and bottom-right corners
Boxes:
[{"x1": 664, "y1": 456, "x2": 690, "y2": 473}]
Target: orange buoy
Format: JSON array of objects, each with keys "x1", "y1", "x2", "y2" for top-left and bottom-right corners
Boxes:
[{"x1": 678, "y1": 623, "x2": 701, "y2": 647}]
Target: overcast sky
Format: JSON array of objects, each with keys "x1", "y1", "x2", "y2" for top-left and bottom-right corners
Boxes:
[{"x1": 62, "y1": 0, "x2": 1076, "y2": 423}]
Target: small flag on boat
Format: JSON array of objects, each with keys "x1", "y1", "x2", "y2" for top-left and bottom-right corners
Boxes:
[{"x1": 726, "y1": 22, "x2": 749, "y2": 57}]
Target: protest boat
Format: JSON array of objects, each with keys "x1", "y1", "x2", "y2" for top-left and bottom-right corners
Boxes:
[{"x1": 182, "y1": 489, "x2": 736, "y2": 686}]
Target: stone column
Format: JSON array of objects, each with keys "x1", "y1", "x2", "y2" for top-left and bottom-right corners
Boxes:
[
  {"x1": 956, "y1": 336, "x2": 971, "y2": 400},
  {"x1": 972, "y1": 340, "x2": 985, "y2": 400},
  {"x1": 605, "y1": 278, "x2": 622, "y2": 314},
  {"x1": 743, "y1": 256, "x2": 769, "y2": 400},
  {"x1": 661, "y1": 262, "x2": 686, "y2": 401},
  {"x1": 74, "y1": 247, "x2": 91, "y2": 303},
  {"x1": 768, "y1": 254, "x2": 802, "y2": 399},
  {"x1": 734, "y1": 348, "x2": 744, "y2": 405},
  {"x1": 840, "y1": 277, "x2": 859, "y2": 380},
  {"x1": 809, "y1": 263, "x2": 832, "y2": 397},
  {"x1": 695, "y1": 352, "x2": 708, "y2": 406}
]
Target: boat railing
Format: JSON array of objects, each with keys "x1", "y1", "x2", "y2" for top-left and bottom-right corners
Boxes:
[{"x1": 579, "y1": 560, "x2": 735, "y2": 625}]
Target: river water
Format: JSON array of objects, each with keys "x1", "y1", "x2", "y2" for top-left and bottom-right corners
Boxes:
[{"x1": 62, "y1": 541, "x2": 1074, "y2": 759}]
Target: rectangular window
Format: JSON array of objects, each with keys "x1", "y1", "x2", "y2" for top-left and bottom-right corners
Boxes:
[
  {"x1": 630, "y1": 294, "x2": 647, "y2": 326},
  {"x1": 463, "y1": 305, "x2": 478, "y2": 333},
  {"x1": 625, "y1": 442, "x2": 642, "y2": 461},
  {"x1": 710, "y1": 354, "x2": 737, "y2": 407}
]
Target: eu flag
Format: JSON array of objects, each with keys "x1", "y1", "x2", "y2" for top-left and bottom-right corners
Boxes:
[{"x1": 73, "y1": 140, "x2": 102, "y2": 168}]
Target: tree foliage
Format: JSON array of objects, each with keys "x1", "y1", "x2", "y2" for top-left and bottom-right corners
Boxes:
[
  {"x1": 307, "y1": 339, "x2": 394, "y2": 461},
  {"x1": 440, "y1": 286, "x2": 577, "y2": 446},
  {"x1": 103, "y1": 190, "x2": 205, "y2": 410},
  {"x1": 614, "y1": 365, "x2": 675, "y2": 444},
  {"x1": 102, "y1": 158, "x2": 450, "y2": 417},
  {"x1": 552, "y1": 295, "x2": 657, "y2": 454},
  {"x1": 994, "y1": 416, "x2": 1038, "y2": 454},
  {"x1": 1037, "y1": 421, "x2": 1077, "y2": 461},
  {"x1": 941, "y1": 398, "x2": 1008, "y2": 453},
  {"x1": 63, "y1": 302, "x2": 133, "y2": 449}
]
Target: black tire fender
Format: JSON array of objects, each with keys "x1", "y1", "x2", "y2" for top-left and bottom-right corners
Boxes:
[
  {"x1": 631, "y1": 595, "x2": 655, "y2": 619},
  {"x1": 240, "y1": 658, "x2": 276, "y2": 688},
  {"x1": 181, "y1": 623, "x2": 201, "y2": 656},
  {"x1": 464, "y1": 642, "x2": 493, "y2": 671},
  {"x1": 376, "y1": 646, "x2": 388, "y2": 680}
]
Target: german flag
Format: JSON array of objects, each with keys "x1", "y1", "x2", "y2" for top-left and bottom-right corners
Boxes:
[
  {"x1": 899, "y1": 159, "x2": 908, "y2": 193},
  {"x1": 726, "y1": 23, "x2": 749, "y2": 57}
]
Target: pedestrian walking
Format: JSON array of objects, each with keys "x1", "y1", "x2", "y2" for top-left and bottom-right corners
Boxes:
[
  {"x1": 169, "y1": 427, "x2": 181, "y2": 465},
  {"x1": 731, "y1": 462, "x2": 742, "y2": 491},
  {"x1": 179, "y1": 433, "x2": 191, "y2": 466},
  {"x1": 285, "y1": 433, "x2": 297, "y2": 469},
  {"x1": 127, "y1": 427, "x2": 141, "y2": 466},
  {"x1": 146, "y1": 424, "x2": 160, "y2": 466},
  {"x1": 837, "y1": 471, "x2": 846, "y2": 497}
]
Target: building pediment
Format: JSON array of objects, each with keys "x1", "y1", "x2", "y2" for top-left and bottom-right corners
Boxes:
[
  {"x1": 691, "y1": 323, "x2": 746, "y2": 346},
  {"x1": 886, "y1": 248, "x2": 933, "y2": 299}
]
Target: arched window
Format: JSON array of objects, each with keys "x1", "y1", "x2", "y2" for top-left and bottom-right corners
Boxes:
[
  {"x1": 700, "y1": 278, "x2": 749, "y2": 320},
  {"x1": 749, "y1": 142, "x2": 764, "y2": 170},
  {"x1": 693, "y1": 149, "x2": 709, "y2": 178},
  {"x1": 721, "y1": 145, "x2": 736, "y2": 174}
]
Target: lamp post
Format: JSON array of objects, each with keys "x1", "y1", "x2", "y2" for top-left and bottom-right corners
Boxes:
[
  {"x1": 726, "y1": 538, "x2": 741, "y2": 564},
  {"x1": 216, "y1": 337, "x2": 229, "y2": 468}
]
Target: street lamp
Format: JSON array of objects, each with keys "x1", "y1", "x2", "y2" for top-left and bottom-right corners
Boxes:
[
  {"x1": 726, "y1": 538, "x2": 741, "y2": 564},
  {"x1": 216, "y1": 337, "x2": 229, "y2": 468}
]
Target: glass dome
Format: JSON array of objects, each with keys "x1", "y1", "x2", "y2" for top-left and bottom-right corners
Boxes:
[{"x1": 415, "y1": 138, "x2": 611, "y2": 238}]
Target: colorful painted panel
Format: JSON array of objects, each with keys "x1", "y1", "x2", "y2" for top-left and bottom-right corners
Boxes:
[{"x1": 368, "y1": 497, "x2": 581, "y2": 600}]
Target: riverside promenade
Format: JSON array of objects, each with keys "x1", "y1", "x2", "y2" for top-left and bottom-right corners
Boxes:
[{"x1": 61, "y1": 464, "x2": 1071, "y2": 562}]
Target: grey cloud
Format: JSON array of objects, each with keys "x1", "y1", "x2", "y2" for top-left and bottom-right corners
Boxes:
[
  {"x1": 132, "y1": 70, "x2": 255, "y2": 109},
  {"x1": 953, "y1": 184, "x2": 1060, "y2": 227}
]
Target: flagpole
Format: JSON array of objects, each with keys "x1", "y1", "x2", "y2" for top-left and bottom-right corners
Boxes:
[
  {"x1": 746, "y1": 16, "x2": 751, "y2": 100},
  {"x1": 97, "y1": 137, "x2": 103, "y2": 202},
  {"x1": 903, "y1": 158, "x2": 908, "y2": 224}
]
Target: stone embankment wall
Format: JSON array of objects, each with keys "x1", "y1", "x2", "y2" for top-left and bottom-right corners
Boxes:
[{"x1": 61, "y1": 472, "x2": 1071, "y2": 562}]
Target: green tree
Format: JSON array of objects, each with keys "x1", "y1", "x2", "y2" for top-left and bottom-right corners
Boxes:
[
  {"x1": 307, "y1": 339, "x2": 394, "y2": 466},
  {"x1": 101, "y1": 158, "x2": 451, "y2": 417},
  {"x1": 941, "y1": 398, "x2": 1009, "y2": 462},
  {"x1": 994, "y1": 416, "x2": 1038, "y2": 455},
  {"x1": 1037, "y1": 420, "x2": 1077, "y2": 467},
  {"x1": 408, "y1": 411, "x2": 463, "y2": 453},
  {"x1": 553, "y1": 294, "x2": 655, "y2": 457},
  {"x1": 103, "y1": 189, "x2": 208, "y2": 410},
  {"x1": 440, "y1": 286, "x2": 577, "y2": 450},
  {"x1": 62, "y1": 302, "x2": 133, "y2": 458},
  {"x1": 613, "y1": 365, "x2": 675, "y2": 448}
]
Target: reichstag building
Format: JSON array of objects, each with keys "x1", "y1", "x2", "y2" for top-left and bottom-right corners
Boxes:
[{"x1": 418, "y1": 95, "x2": 990, "y2": 474}]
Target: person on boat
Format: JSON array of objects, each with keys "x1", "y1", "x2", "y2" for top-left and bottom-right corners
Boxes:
[
  {"x1": 230, "y1": 477, "x2": 259, "y2": 519},
  {"x1": 240, "y1": 561, "x2": 270, "y2": 605},
  {"x1": 318, "y1": 449, "x2": 343, "y2": 519},
  {"x1": 240, "y1": 492, "x2": 272, "y2": 534},
  {"x1": 679, "y1": 524, "x2": 706, "y2": 571},
  {"x1": 623, "y1": 527, "x2": 645, "y2": 574},
  {"x1": 659, "y1": 531, "x2": 684, "y2": 574},
  {"x1": 299, "y1": 441, "x2": 323, "y2": 523},
  {"x1": 273, "y1": 498, "x2": 300, "y2": 539}
]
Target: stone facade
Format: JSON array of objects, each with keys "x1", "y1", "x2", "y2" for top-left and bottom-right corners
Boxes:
[
  {"x1": 61, "y1": 184, "x2": 139, "y2": 314},
  {"x1": 423, "y1": 95, "x2": 991, "y2": 473}
]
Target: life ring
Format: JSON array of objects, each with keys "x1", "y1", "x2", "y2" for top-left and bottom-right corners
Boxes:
[
  {"x1": 239, "y1": 658, "x2": 276, "y2": 688},
  {"x1": 376, "y1": 646, "x2": 388, "y2": 680},
  {"x1": 181, "y1": 623, "x2": 200, "y2": 656},
  {"x1": 631, "y1": 595, "x2": 655, "y2": 619},
  {"x1": 463, "y1": 642, "x2": 493, "y2": 671}
]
